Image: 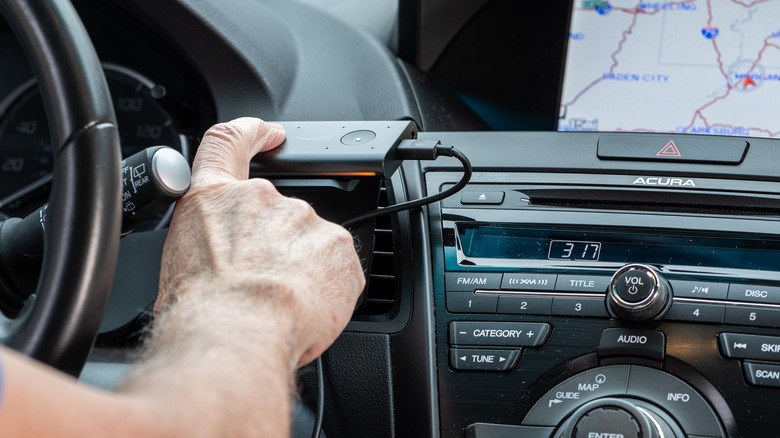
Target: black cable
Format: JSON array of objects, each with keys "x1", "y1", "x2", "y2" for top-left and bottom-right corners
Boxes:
[
  {"x1": 311, "y1": 356, "x2": 325, "y2": 438},
  {"x1": 341, "y1": 146, "x2": 472, "y2": 228},
  {"x1": 309, "y1": 143, "x2": 472, "y2": 438}
]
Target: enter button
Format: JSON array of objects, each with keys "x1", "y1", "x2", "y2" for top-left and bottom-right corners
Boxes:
[{"x1": 598, "y1": 328, "x2": 665, "y2": 361}]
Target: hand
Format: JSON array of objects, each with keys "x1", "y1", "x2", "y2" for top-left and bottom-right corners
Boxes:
[{"x1": 156, "y1": 117, "x2": 365, "y2": 367}]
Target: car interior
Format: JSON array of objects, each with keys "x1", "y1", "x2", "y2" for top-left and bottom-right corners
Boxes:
[{"x1": 0, "y1": 0, "x2": 778, "y2": 437}]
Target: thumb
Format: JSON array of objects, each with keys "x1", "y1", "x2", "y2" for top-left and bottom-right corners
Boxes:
[{"x1": 190, "y1": 117, "x2": 286, "y2": 188}]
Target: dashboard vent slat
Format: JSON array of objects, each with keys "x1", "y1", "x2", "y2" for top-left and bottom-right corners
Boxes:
[{"x1": 355, "y1": 181, "x2": 399, "y2": 319}]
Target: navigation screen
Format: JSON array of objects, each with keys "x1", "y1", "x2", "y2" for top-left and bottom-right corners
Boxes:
[{"x1": 558, "y1": 1, "x2": 780, "y2": 138}]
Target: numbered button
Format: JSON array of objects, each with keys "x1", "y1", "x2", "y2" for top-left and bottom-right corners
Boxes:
[
  {"x1": 446, "y1": 292, "x2": 498, "y2": 313},
  {"x1": 724, "y1": 306, "x2": 780, "y2": 328},
  {"x1": 498, "y1": 295, "x2": 553, "y2": 315},
  {"x1": 665, "y1": 301, "x2": 725, "y2": 324},
  {"x1": 551, "y1": 297, "x2": 609, "y2": 317}
]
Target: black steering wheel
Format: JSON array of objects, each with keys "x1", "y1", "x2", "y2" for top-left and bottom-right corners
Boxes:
[{"x1": 0, "y1": 0, "x2": 122, "y2": 376}]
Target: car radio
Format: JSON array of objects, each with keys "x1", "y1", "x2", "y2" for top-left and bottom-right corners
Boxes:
[{"x1": 420, "y1": 132, "x2": 780, "y2": 438}]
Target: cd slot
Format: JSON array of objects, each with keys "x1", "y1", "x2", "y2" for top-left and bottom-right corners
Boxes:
[{"x1": 522, "y1": 187, "x2": 780, "y2": 215}]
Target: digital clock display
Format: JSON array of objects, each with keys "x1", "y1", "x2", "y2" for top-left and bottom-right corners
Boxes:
[
  {"x1": 456, "y1": 224, "x2": 780, "y2": 271},
  {"x1": 548, "y1": 240, "x2": 601, "y2": 261}
]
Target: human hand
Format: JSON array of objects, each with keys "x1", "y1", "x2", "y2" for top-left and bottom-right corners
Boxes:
[{"x1": 156, "y1": 117, "x2": 365, "y2": 367}]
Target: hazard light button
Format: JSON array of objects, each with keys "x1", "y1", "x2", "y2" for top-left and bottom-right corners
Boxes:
[{"x1": 597, "y1": 134, "x2": 748, "y2": 164}]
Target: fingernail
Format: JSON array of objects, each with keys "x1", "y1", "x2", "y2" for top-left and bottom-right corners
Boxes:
[{"x1": 268, "y1": 122, "x2": 285, "y2": 131}]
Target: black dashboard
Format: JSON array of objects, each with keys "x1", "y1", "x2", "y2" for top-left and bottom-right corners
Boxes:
[{"x1": 2, "y1": 1, "x2": 780, "y2": 437}]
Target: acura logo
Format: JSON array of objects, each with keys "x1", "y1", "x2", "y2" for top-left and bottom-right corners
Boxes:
[{"x1": 632, "y1": 177, "x2": 696, "y2": 187}]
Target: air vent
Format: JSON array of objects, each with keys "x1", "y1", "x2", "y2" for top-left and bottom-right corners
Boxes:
[{"x1": 354, "y1": 181, "x2": 399, "y2": 320}]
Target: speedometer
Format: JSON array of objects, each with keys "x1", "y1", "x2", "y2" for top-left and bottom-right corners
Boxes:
[{"x1": 0, "y1": 64, "x2": 189, "y2": 229}]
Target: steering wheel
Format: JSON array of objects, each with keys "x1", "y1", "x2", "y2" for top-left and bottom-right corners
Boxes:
[{"x1": 0, "y1": 0, "x2": 122, "y2": 376}]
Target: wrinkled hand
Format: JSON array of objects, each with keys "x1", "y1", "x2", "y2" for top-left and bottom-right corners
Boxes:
[{"x1": 156, "y1": 117, "x2": 365, "y2": 366}]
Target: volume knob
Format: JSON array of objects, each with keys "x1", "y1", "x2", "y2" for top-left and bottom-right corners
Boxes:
[{"x1": 608, "y1": 264, "x2": 671, "y2": 321}]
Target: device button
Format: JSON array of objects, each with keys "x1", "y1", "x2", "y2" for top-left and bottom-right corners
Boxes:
[
  {"x1": 340, "y1": 130, "x2": 376, "y2": 146},
  {"x1": 598, "y1": 328, "x2": 665, "y2": 361},
  {"x1": 498, "y1": 295, "x2": 553, "y2": 315},
  {"x1": 670, "y1": 280, "x2": 728, "y2": 300},
  {"x1": 743, "y1": 362, "x2": 780, "y2": 388},
  {"x1": 612, "y1": 268, "x2": 655, "y2": 304},
  {"x1": 465, "y1": 423, "x2": 556, "y2": 438},
  {"x1": 719, "y1": 333, "x2": 780, "y2": 361},
  {"x1": 551, "y1": 296, "x2": 609, "y2": 317},
  {"x1": 449, "y1": 322, "x2": 552, "y2": 347},
  {"x1": 555, "y1": 274, "x2": 611, "y2": 293},
  {"x1": 522, "y1": 365, "x2": 630, "y2": 427},
  {"x1": 597, "y1": 134, "x2": 748, "y2": 164},
  {"x1": 446, "y1": 292, "x2": 497, "y2": 313},
  {"x1": 450, "y1": 348, "x2": 521, "y2": 371},
  {"x1": 727, "y1": 283, "x2": 780, "y2": 305},
  {"x1": 724, "y1": 305, "x2": 780, "y2": 328},
  {"x1": 501, "y1": 273, "x2": 556, "y2": 291},
  {"x1": 664, "y1": 301, "x2": 725, "y2": 324},
  {"x1": 460, "y1": 191, "x2": 505, "y2": 205},
  {"x1": 626, "y1": 366, "x2": 724, "y2": 437},
  {"x1": 445, "y1": 272, "x2": 503, "y2": 292}
]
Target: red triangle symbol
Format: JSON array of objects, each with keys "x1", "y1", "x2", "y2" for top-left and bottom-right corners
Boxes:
[{"x1": 657, "y1": 140, "x2": 682, "y2": 157}]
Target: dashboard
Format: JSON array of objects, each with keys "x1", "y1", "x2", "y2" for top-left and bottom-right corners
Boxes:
[{"x1": 2, "y1": 0, "x2": 780, "y2": 437}]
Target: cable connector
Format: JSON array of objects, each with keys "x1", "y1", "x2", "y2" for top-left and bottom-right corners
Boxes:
[{"x1": 396, "y1": 139, "x2": 443, "y2": 160}]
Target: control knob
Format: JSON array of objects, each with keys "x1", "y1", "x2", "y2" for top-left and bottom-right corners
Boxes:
[{"x1": 607, "y1": 264, "x2": 671, "y2": 321}]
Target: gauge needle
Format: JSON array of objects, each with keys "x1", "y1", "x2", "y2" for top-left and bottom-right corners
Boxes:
[{"x1": 0, "y1": 173, "x2": 53, "y2": 209}]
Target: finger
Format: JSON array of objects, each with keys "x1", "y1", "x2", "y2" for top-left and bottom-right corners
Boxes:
[{"x1": 191, "y1": 117, "x2": 286, "y2": 188}]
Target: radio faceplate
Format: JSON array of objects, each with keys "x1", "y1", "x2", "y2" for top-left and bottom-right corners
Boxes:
[{"x1": 428, "y1": 171, "x2": 780, "y2": 438}]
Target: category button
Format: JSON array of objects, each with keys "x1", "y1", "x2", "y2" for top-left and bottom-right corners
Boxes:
[
  {"x1": 450, "y1": 348, "x2": 521, "y2": 371},
  {"x1": 598, "y1": 328, "x2": 665, "y2": 361},
  {"x1": 555, "y1": 275, "x2": 611, "y2": 293},
  {"x1": 727, "y1": 283, "x2": 780, "y2": 305},
  {"x1": 502, "y1": 273, "x2": 557, "y2": 291},
  {"x1": 445, "y1": 272, "x2": 502, "y2": 292},
  {"x1": 449, "y1": 322, "x2": 551, "y2": 347},
  {"x1": 719, "y1": 333, "x2": 780, "y2": 361},
  {"x1": 670, "y1": 280, "x2": 728, "y2": 300}
]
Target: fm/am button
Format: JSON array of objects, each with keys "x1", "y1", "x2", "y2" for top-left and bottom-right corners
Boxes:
[{"x1": 445, "y1": 273, "x2": 502, "y2": 292}]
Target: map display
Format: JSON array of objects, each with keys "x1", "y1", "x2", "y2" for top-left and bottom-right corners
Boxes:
[{"x1": 558, "y1": 0, "x2": 780, "y2": 138}]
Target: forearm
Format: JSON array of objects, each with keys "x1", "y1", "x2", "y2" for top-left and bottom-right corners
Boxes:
[
  {"x1": 0, "y1": 284, "x2": 300, "y2": 438},
  {"x1": 118, "y1": 283, "x2": 300, "y2": 437}
]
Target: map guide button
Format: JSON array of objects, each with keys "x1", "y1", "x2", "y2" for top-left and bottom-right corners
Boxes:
[{"x1": 597, "y1": 134, "x2": 748, "y2": 165}]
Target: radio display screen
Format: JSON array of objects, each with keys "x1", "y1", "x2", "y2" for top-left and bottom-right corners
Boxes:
[
  {"x1": 459, "y1": 225, "x2": 780, "y2": 271},
  {"x1": 558, "y1": 1, "x2": 780, "y2": 139}
]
